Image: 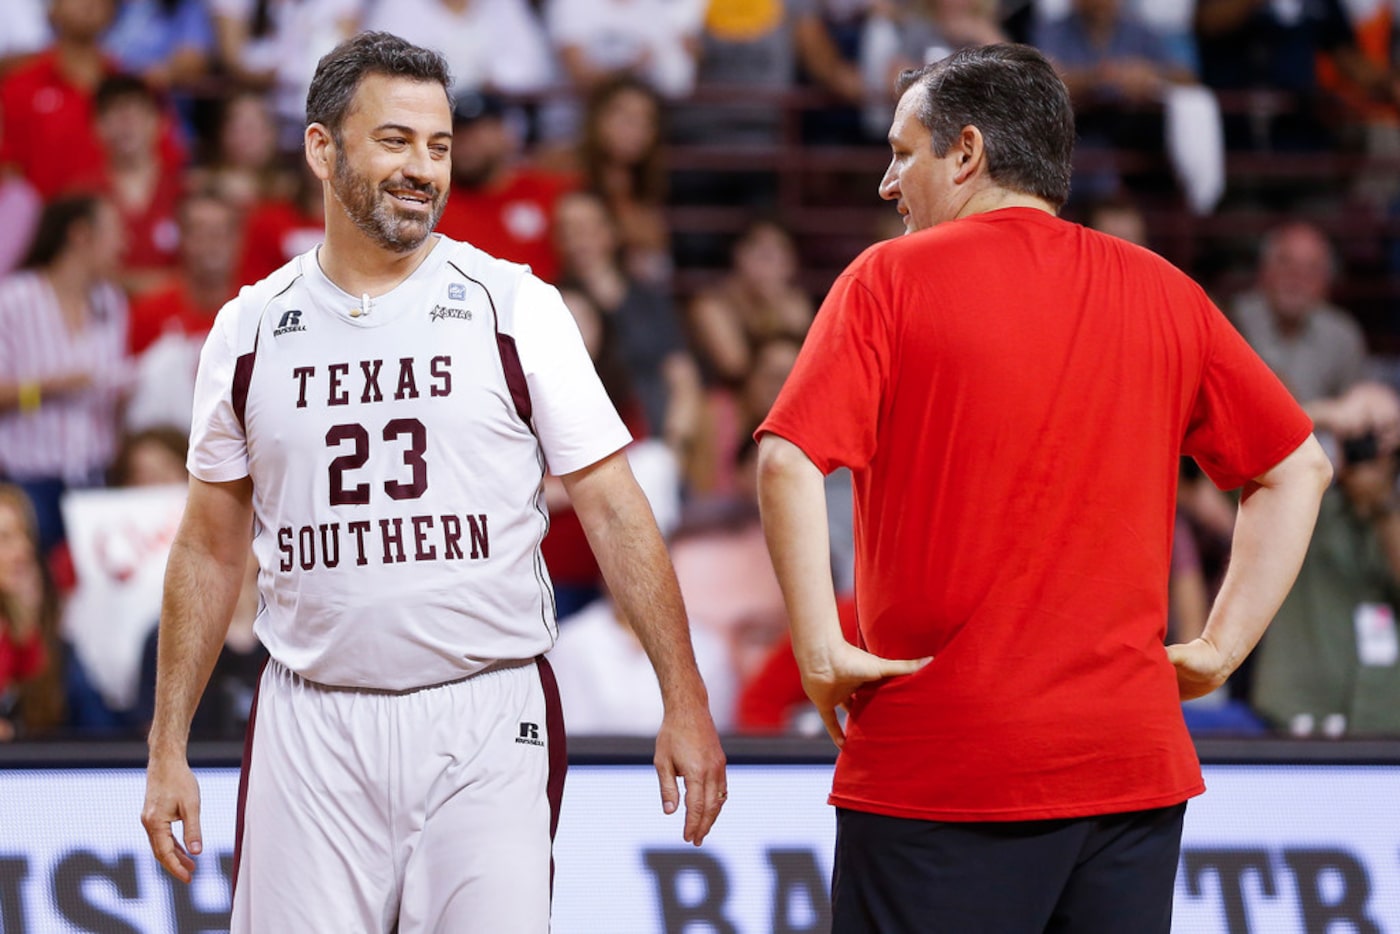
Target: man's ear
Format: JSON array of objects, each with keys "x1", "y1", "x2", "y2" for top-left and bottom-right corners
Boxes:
[
  {"x1": 953, "y1": 125, "x2": 985, "y2": 184},
  {"x1": 305, "y1": 123, "x2": 335, "y2": 183}
]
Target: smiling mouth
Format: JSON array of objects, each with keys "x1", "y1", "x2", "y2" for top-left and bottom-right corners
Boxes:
[{"x1": 386, "y1": 189, "x2": 433, "y2": 208}]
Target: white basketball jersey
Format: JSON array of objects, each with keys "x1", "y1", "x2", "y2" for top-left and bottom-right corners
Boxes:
[{"x1": 188, "y1": 236, "x2": 631, "y2": 689}]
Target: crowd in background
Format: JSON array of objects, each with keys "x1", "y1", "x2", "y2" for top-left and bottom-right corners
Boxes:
[{"x1": 3, "y1": 0, "x2": 1400, "y2": 743}]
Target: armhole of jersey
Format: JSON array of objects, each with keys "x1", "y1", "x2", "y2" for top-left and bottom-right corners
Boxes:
[
  {"x1": 448, "y1": 258, "x2": 534, "y2": 428},
  {"x1": 233, "y1": 272, "x2": 303, "y2": 432}
]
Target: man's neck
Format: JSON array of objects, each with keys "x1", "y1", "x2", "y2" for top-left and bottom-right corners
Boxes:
[
  {"x1": 317, "y1": 212, "x2": 439, "y2": 298},
  {"x1": 956, "y1": 188, "x2": 1057, "y2": 220},
  {"x1": 54, "y1": 39, "x2": 104, "y2": 90}
]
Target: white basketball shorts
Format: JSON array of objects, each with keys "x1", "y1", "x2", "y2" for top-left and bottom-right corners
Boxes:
[{"x1": 230, "y1": 656, "x2": 566, "y2": 933}]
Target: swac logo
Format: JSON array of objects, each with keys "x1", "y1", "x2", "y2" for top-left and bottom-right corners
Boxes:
[
  {"x1": 431, "y1": 304, "x2": 471, "y2": 322},
  {"x1": 273, "y1": 309, "x2": 307, "y2": 336},
  {"x1": 448, "y1": 283, "x2": 466, "y2": 301}
]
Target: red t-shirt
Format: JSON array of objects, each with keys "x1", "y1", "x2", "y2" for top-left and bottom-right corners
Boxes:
[
  {"x1": 236, "y1": 199, "x2": 324, "y2": 289},
  {"x1": 127, "y1": 280, "x2": 219, "y2": 355},
  {"x1": 435, "y1": 169, "x2": 575, "y2": 284},
  {"x1": 0, "y1": 52, "x2": 109, "y2": 200},
  {"x1": 758, "y1": 207, "x2": 1312, "y2": 822},
  {"x1": 0, "y1": 51, "x2": 185, "y2": 202}
]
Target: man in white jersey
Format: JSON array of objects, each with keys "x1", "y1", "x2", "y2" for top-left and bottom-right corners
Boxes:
[{"x1": 140, "y1": 32, "x2": 727, "y2": 932}]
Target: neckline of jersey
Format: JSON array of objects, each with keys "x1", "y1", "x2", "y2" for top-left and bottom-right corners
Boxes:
[{"x1": 306, "y1": 235, "x2": 450, "y2": 328}]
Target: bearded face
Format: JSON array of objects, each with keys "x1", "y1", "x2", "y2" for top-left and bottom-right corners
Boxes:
[{"x1": 330, "y1": 140, "x2": 448, "y2": 253}]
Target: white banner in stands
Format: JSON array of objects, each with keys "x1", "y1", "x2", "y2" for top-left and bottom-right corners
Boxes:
[{"x1": 0, "y1": 764, "x2": 1395, "y2": 933}]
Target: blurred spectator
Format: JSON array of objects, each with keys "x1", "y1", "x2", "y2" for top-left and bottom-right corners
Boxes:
[
  {"x1": 0, "y1": 0, "x2": 121, "y2": 200},
  {"x1": 0, "y1": 195, "x2": 131, "y2": 555},
  {"x1": 236, "y1": 156, "x2": 326, "y2": 287},
  {"x1": 108, "y1": 426, "x2": 190, "y2": 488},
  {"x1": 1194, "y1": 0, "x2": 1400, "y2": 152},
  {"x1": 101, "y1": 0, "x2": 214, "y2": 93},
  {"x1": 125, "y1": 191, "x2": 242, "y2": 432},
  {"x1": 861, "y1": 0, "x2": 1005, "y2": 119},
  {"x1": 1316, "y1": 0, "x2": 1400, "y2": 208},
  {"x1": 677, "y1": 0, "x2": 796, "y2": 145},
  {"x1": 127, "y1": 190, "x2": 241, "y2": 356},
  {"x1": 1036, "y1": 0, "x2": 1195, "y2": 109},
  {"x1": 555, "y1": 190, "x2": 704, "y2": 457},
  {"x1": 362, "y1": 0, "x2": 554, "y2": 99},
  {"x1": 689, "y1": 334, "x2": 803, "y2": 498},
  {"x1": 688, "y1": 218, "x2": 813, "y2": 387},
  {"x1": 136, "y1": 549, "x2": 266, "y2": 741},
  {"x1": 1034, "y1": 0, "x2": 1199, "y2": 200},
  {"x1": 569, "y1": 75, "x2": 673, "y2": 283},
  {"x1": 0, "y1": 0, "x2": 51, "y2": 76},
  {"x1": 1229, "y1": 221, "x2": 1367, "y2": 408},
  {"x1": 0, "y1": 485, "x2": 60, "y2": 741},
  {"x1": 1252, "y1": 388, "x2": 1400, "y2": 737},
  {"x1": 545, "y1": 0, "x2": 707, "y2": 99},
  {"x1": 58, "y1": 428, "x2": 188, "y2": 736},
  {"x1": 209, "y1": 0, "x2": 363, "y2": 147},
  {"x1": 1036, "y1": 0, "x2": 1199, "y2": 70},
  {"x1": 1084, "y1": 193, "x2": 1150, "y2": 247},
  {"x1": 792, "y1": 0, "x2": 872, "y2": 142},
  {"x1": 539, "y1": 286, "x2": 647, "y2": 618},
  {"x1": 185, "y1": 89, "x2": 287, "y2": 215},
  {"x1": 90, "y1": 75, "x2": 183, "y2": 295},
  {"x1": 670, "y1": 505, "x2": 790, "y2": 720},
  {"x1": 736, "y1": 594, "x2": 857, "y2": 733},
  {"x1": 435, "y1": 92, "x2": 574, "y2": 284},
  {"x1": 546, "y1": 442, "x2": 735, "y2": 734}
]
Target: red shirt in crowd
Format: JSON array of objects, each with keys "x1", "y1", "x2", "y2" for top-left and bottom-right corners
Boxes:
[
  {"x1": 435, "y1": 169, "x2": 574, "y2": 284},
  {"x1": 235, "y1": 199, "x2": 325, "y2": 289},
  {"x1": 127, "y1": 280, "x2": 218, "y2": 356},
  {"x1": 0, "y1": 51, "x2": 184, "y2": 202},
  {"x1": 0, "y1": 624, "x2": 45, "y2": 696},
  {"x1": 759, "y1": 207, "x2": 1312, "y2": 822}
]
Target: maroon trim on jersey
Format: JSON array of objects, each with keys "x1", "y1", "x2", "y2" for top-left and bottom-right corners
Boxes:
[
  {"x1": 232, "y1": 350, "x2": 256, "y2": 433},
  {"x1": 447, "y1": 260, "x2": 534, "y2": 427},
  {"x1": 536, "y1": 655, "x2": 567, "y2": 897},
  {"x1": 496, "y1": 333, "x2": 533, "y2": 424},
  {"x1": 230, "y1": 657, "x2": 269, "y2": 896}
]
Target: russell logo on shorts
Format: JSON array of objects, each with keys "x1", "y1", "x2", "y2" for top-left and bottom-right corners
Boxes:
[{"x1": 515, "y1": 722, "x2": 545, "y2": 747}]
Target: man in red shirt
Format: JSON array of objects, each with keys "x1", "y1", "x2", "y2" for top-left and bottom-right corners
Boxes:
[
  {"x1": 0, "y1": 0, "x2": 118, "y2": 200},
  {"x1": 756, "y1": 44, "x2": 1334, "y2": 932},
  {"x1": 434, "y1": 92, "x2": 573, "y2": 284},
  {"x1": 128, "y1": 191, "x2": 241, "y2": 357}
]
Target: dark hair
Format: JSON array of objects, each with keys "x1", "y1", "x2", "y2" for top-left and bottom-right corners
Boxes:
[
  {"x1": 895, "y1": 43, "x2": 1074, "y2": 208},
  {"x1": 580, "y1": 74, "x2": 667, "y2": 206},
  {"x1": 108, "y1": 427, "x2": 191, "y2": 487},
  {"x1": 304, "y1": 31, "x2": 452, "y2": 141},
  {"x1": 20, "y1": 194, "x2": 105, "y2": 270},
  {"x1": 94, "y1": 73, "x2": 159, "y2": 115}
]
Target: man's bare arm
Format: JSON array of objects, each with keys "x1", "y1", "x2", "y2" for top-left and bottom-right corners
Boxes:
[
  {"x1": 561, "y1": 449, "x2": 726, "y2": 845},
  {"x1": 142, "y1": 476, "x2": 254, "y2": 882},
  {"x1": 1168, "y1": 435, "x2": 1333, "y2": 697},
  {"x1": 756, "y1": 434, "x2": 927, "y2": 747}
]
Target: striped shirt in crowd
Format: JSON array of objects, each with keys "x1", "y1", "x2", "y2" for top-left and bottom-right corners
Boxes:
[{"x1": 0, "y1": 270, "x2": 130, "y2": 483}]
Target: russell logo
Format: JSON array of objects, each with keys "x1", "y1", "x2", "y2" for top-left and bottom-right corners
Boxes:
[
  {"x1": 515, "y1": 722, "x2": 544, "y2": 746},
  {"x1": 273, "y1": 309, "x2": 306, "y2": 336}
]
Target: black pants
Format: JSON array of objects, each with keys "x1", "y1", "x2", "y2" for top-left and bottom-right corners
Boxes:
[{"x1": 832, "y1": 803, "x2": 1186, "y2": 933}]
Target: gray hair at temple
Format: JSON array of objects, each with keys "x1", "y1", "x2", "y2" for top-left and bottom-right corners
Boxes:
[
  {"x1": 895, "y1": 43, "x2": 1075, "y2": 209},
  {"x1": 304, "y1": 31, "x2": 453, "y2": 143}
]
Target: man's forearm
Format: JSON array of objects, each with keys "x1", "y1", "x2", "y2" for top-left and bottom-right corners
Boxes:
[
  {"x1": 1200, "y1": 436, "x2": 1332, "y2": 672},
  {"x1": 147, "y1": 538, "x2": 247, "y2": 756},
  {"x1": 568, "y1": 454, "x2": 708, "y2": 708},
  {"x1": 756, "y1": 436, "x2": 843, "y2": 667}
]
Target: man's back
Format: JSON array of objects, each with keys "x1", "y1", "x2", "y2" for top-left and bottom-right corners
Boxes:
[{"x1": 761, "y1": 208, "x2": 1311, "y2": 820}]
